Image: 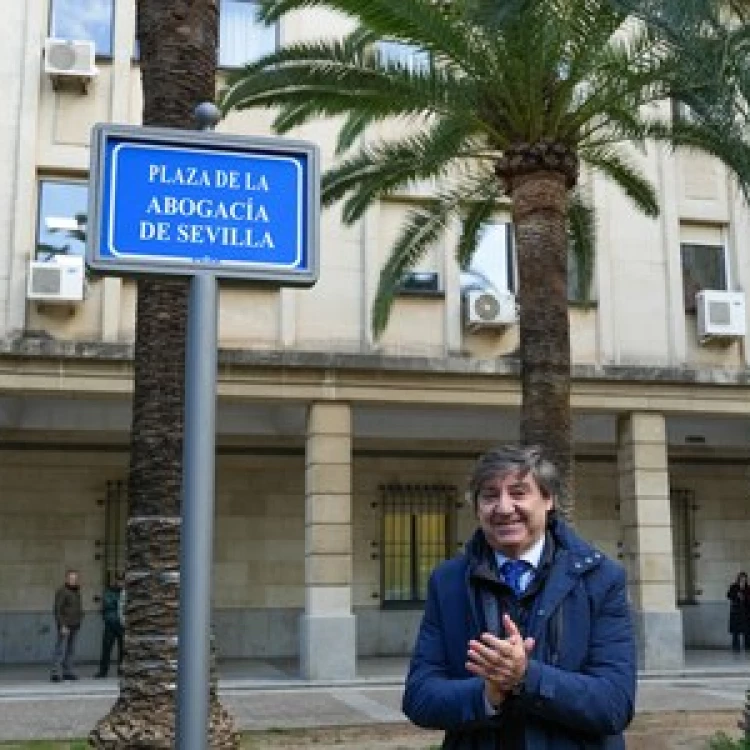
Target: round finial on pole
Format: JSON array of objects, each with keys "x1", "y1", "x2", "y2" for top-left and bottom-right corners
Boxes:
[{"x1": 194, "y1": 102, "x2": 221, "y2": 131}]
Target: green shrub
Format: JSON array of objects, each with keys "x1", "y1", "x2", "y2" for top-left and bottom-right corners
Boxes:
[{"x1": 709, "y1": 732, "x2": 750, "y2": 750}]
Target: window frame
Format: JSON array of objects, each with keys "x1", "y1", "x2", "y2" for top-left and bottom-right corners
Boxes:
[
  {"x1": 468, "y1": 221, "x2": 517, "y2": 295},
  {"x1": 680, "y1": 235, "x2": 731, "y2": 313},
  {"x1": 376, "y1": 40, "x2": 431, "y2": 74},
  {"x1": 35, "y1": 178, "x2": 89, "y2": 261},
  {"x1": 102, "y1": 479, "x2": 128, "y2": 589},
  {"x1": 398, "y1": 271, "x2": 443, "y2": 297},
  {"x1": 379, "y1": 483, "x2": 455, "y2": 608},
  {"x1": 48, "y1": 0, "x2": 115, "y2": 60},
  {"x1": 670, "y1": 487, "x2": 699, "y2": 606},
  {"x1": 567, "y1": 244, "x2": 596, "y2": 305},
  {"x1": 218, "y1": 0, "x2": 279, "y2": 70}
]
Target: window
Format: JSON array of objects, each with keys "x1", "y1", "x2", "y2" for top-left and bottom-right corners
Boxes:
[
  {"x1": 377, "y1": 41, "x2": 430, "y2": 74},
  {"x1": 567, "y1": 246, "x2": 594, "y2": 303},
  {"x1": 681, "y1": 244, "x2": 727, "y2": 311},
  {"x1": 670, "y1": 488, "x2": 698, "y2": 605},
  {"x1": 672, "y1": 98, "x2": 697, "y2": 126},
  {"x1": 219, "y1": 0, "x2": 277, "y2": 68},
  {"x1": 381, "y1": 483, "x2": 455, "y2": 604},
  {"x1": 399, "y1": 271, "x2": 441, "y2": 295},
  {"x1": 36, "y1": 180, "x2": 88, "y2": 259},
  {"x1": 680, "y1": 225, "x2": 729, "y2": 312},
  {"x1": 467, "y1": 222, "x2": 516, "y2": 294},
  {"x1": 102, "y1": 480, "x2": 127, "y2": 587},
  {"x1": 49, "y1": 0, "x2": 114, "y2": 57}
]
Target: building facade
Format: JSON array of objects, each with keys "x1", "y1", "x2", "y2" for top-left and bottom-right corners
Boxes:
[{"x1": 1, "y1": 0, "x2": 750, "y2": 678}]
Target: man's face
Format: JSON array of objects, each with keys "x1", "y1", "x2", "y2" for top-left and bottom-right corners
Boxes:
[
  {"x1": 475, "y1": 470, "x2": 553, "y2": 558},
  {"x1": 65, "y1": 571, "x2": 79, "y2": 587}
]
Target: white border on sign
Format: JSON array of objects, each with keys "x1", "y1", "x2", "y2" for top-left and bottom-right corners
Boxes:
[{"x1": 106, "y1": 142, "x2": 305, "y2": 269}]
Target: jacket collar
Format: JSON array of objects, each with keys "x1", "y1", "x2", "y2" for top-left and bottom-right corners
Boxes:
[
  {"x1": 464, "y1": 516, "x2": 603, "y2": 573},
  {"x1": 464, "y1": 517, "x2": 606, "y2": 631}
]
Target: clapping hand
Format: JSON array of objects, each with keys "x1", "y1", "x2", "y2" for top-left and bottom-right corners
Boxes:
[{"x1": 466, "y1": 613, "x2": 534, "y2": 708}]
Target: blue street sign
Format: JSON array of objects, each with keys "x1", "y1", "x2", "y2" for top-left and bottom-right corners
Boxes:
[{"x1": 87, "y1": 124, "x2": 319, "y2": 284}]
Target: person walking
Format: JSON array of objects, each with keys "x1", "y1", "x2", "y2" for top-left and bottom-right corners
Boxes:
[
  {"x1": 50, "y1": 569, "x2": 83, "y2": 682},
  {"x1": 728, "y1": 571, "x2": 750, "y2": 653},
  {"x1": 94, "y1": 571, "x2": 125, "y2": 678},
  {"x1": 402, "y1": 445, "x2": 637, "y2": 750}
]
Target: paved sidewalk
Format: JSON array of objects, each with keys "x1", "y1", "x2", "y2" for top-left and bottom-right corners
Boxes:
[{"x1": 1, "y1": 652, "x2": 749, "y2": 742}]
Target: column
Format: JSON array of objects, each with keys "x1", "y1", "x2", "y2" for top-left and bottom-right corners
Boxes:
[
  {"x1": 617, "y1": 412, "x2": 683, "y2": 670},
  {"x1": 300, "y1": 401, "x2": 356, "y2": 679}
]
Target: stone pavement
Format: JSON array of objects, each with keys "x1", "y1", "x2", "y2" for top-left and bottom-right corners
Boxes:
[{"x1": 0, "y1": 652, "x2": 749, "y2": 742}]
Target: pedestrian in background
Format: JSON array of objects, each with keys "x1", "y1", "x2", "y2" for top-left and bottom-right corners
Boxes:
[
  {"x1": 728, "y1": 571, "x2": 750, "y2": 653},
  {"x1": 50, "y1": 569, "x2": 83, "y2": 682},
  {"x1": 94, "y1": 571, "x2": 125, "y2": 678},
  {"x1": 402, "y1": 444, "x2": 637, "y2": 750}
]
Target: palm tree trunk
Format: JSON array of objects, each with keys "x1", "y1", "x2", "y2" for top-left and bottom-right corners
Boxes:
[
  {"x1": 511, "y1": 171, "x2": 573, "y2": 518},
  {"x1": 89, "y1": 1, "x2": 238, "y2": 747}
]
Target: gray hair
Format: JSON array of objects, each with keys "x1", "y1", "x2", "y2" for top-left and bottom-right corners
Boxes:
[{"x1": 468, "y1": 445, "x2": 560, "y2": 511}]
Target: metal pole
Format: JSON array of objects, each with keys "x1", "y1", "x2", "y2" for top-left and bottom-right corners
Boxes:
[
  {"x1": 177, "y1": 272, "x2": 218, "y2": 750},
  {"x1": 176, "y1": 101, "x2": 222, "y2": 750}
]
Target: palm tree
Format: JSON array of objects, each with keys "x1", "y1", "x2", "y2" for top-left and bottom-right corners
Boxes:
[
  {"x1": 219, "y1": 0, "x2": 750, "y2": 514},
  {"x1": 89, "y1": 1, "x2": 238, "y2": 747}
]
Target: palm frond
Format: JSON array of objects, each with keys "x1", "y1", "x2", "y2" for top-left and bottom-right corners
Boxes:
[
  {"x1": 372, "y1": 202, "x2": 451, "y2": 337},
  {"x1": 647, "y1": 118, "x2": 750, "y2": 201},
  {"x1": 567, "y1": 189, "x2": 596, "y2": 304},
  {"x1": 336, "y1": 111, "x2": 378, "y2": 154},
  {"x1": 372, "y1": 172, "x2": 503, "y2": 336},
  {"x1": 255, "y1": 0, "x2": 480, "y2": 74},
  {"x1": 220, "y1": 37, "x2": 481, "y2": 133},
  {"x1": 456, "y1": 194, "x2": 503, "y2": 271},
  {"x1": 580, "y1": 145, "x2": 659, "y2": 217},
  {"x1": 322, "y1": 119, "x2": 483, "y2": 222}
]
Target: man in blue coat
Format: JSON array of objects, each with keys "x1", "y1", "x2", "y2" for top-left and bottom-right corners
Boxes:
[{"x1": 402, "y1": 445, "x2": 636, "y2": 749}]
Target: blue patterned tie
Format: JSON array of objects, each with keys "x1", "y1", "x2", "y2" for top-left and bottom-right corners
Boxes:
[{"x1": 501, "y1": 559, "x2": 532, "y2": 597}]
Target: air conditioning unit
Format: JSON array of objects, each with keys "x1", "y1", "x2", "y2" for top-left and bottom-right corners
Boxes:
[
  {"x1": 27, "y1": 255, "x2": 85, "y2": 303},
  {"x1": 696, "y1": 290, "x2": 746, "y2": 342},
  {"x1": 44, "y1": 38, "x2": 97, "y2": 91},
  {"x1": 464, "y1": 289, "x2": 517, "y2": 329}
]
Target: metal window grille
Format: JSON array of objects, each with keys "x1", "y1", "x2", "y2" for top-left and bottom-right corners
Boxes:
[
  {"x1": 102, "y1": 480, "x2": 127, "y2": 584},
  {"x1": 380, "y1": 483, "x2": 455, "y2": 604},
  {"x1": 670, "y1": 488, "x2": 698, "y2": 604}
]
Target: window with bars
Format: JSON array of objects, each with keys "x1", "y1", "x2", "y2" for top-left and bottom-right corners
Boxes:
[
  {"x1": 380, "y1": 483, "x2": 455, "y2": 605},
  {"x1": 101, "y1": 480, "x2": 127, "y2": 585},
  {"x1": 670, "y1": 488, "x2": 698, "y2": 604}
]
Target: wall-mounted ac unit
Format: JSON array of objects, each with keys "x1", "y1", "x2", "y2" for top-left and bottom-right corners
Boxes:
[
  {"x1": 696, "y1": 290, "x2": 746, "y2": 342},
  {"x1": 464, "y1": 289, "x2": 517, "y2": 329},
  {"x1": 44, "y1": 38, "x2": 97, "y2": 91},
  {"x1": 27, "y1": 255, "x2": 85, "y2": 303}
]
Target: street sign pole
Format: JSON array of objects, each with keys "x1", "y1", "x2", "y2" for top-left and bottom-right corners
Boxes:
[
  {"x1": 177, "y1": 272, "x2": 218, "y2": 750},
  {"x1": 176, "y1": 103, "x2": 221, "y2": 750}
]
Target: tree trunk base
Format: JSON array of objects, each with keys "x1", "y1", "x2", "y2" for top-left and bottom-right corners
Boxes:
[{"x1": 89, "y1": 695, "x2": 239, "y2": 749}]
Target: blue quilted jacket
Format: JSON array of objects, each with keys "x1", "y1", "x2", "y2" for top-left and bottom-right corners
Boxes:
[{"x1": 402, "y1": 518, "x2": 636, "y2": 750}]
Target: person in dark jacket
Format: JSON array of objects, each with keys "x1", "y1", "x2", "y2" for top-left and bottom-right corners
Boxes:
[
  {"x1": 94, "y1": 571, "x2": 125, "y2": 678},
  {"x1": 402, "y1": 445, "x2": 637, "y2": 750},
  {"x1": 727, "y1": 571, "x2": 750, "y2": 653},
  {"x1": 50, "y1": 569, "x2": 83, "y2": 682}
]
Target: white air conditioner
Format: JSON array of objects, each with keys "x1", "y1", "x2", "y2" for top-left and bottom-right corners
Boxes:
[
  {"x1": 696, "y1": 290, "x2": 746, "y2": 342},
  {"x1": 27, "y1": 255, "x2": 85, "y2": 303},
  {"x1": 44, "y1": 38, "x2": 97, "y2": 90},
  {"x1": 464, "y1": 289, "x2": 518, "y2": 329}
]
